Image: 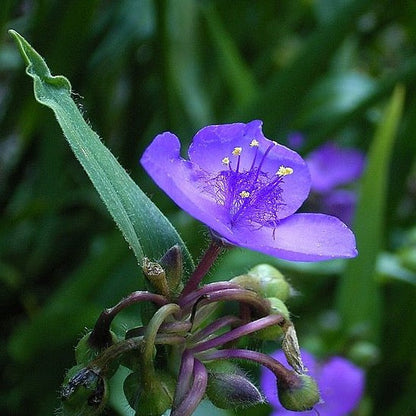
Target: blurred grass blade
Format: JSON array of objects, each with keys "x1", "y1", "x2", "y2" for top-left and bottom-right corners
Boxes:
[
  {"x1": 9, "y1": 30, "x2": 193, "y2": 271},
  {"x1": 336, "y1": 85, "x2": 405, "y2": 341},
  {"x1": 201, "y1": 2, "x2": 257, "y2": 106}
]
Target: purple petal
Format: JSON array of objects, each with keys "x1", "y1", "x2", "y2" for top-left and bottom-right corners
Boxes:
[
  {"x1": 306, "y1": 143, "x2": 365, "y2": 193},
  {"x1": 140, "y1": 131, "x2": 233, "y2": 236},
  {"x1": 318, "y1": 357, "x2": 365, "y2": 416},
  {"x1": 229, "y1": 213, "x2": 357, "y2": 262}
]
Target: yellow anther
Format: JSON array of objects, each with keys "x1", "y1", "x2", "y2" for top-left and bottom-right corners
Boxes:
[
  {"x1": 232, "y1": 147, "x2": 242, "y2": 156},
  {"x1": 250, "y1": 139, "x2": 259, "y2": 147},
  {"x1": 277, "y1": 166, "x2": 294, "y2": 176},
  {"x1": 239, "y1": 191, "x2": 250, "y2": 198},
  {"x1": 222, "y1": 157, "x2": 230, "y2": 165}
]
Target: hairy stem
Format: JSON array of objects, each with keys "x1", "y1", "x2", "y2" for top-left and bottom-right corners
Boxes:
[{"x1": 180, "y1": 240, "x2": 223, "y2": 299}]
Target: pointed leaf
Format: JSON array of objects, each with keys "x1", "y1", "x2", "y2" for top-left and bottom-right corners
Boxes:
[{"x1": 9, "y1": 30, "x2": 193, "y2": 271}]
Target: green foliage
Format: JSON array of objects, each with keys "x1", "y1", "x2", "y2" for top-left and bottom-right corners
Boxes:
[{"x1": 1, "y1": 1, "x2": 416, "y2": 416}]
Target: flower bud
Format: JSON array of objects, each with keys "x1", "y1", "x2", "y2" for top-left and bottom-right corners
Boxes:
[
  {"x1": 206, "y1": 372, "x2": 263, "y2": 409},
  {"x1": 248, "y1": 264, "x2": 291, "y2": 301},
  {"x1": 255, "y1": 297, "x2": 290, "y2": 340},
  {"x1": 159, "y1": 244, "x2": 184, "y2": 296},
  {"x1": 75, "y1": 330, "x2": 120, "y2": 377},
  {"x1": 142, "y1": 257, "x2": 169, "y2": 297},
  {"x1": 231, "y1": 264, "x2": 291, "y2": 302},
  {"x1": 123, "y1": 370, "x2": 176, "y2": 416},
  {"x1": 61, "y1": 365, "x2": 108, "y2": 415},
  {"x1": 277, "y1": 373, "x2": 320, "y2": 411}
]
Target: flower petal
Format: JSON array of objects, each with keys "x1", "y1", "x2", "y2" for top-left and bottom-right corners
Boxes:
[
  {"x1": 318, "y1": 357, "x2": 365, "y2": 416},
  {"x1": 229, "y1": 213, "x2": 357, "y2": 261},
  {"x1": 189, "y1": 121, "x2": 311, "y2": 218},
  {"x1": 140, "y1": 132, "x2": 234, "y2": 236}
]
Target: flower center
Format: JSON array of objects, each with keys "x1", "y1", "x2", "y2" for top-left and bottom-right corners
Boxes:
[{"x1": 205, "y1": 141, "x2": 293, "y2": 228}]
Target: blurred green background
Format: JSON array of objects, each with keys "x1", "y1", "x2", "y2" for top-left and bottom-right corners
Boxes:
[{"x1": 1, "y1": 1, "x2": 416, "y2": 415}]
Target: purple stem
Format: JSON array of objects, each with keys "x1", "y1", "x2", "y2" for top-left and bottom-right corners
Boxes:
[
  {"x1": 170, "y1": 359, "x2": 208, "y2": 416},
  {"x1": 179, "y1": 281, "x2": 242, "y2": 309},
  {"x1": 180, "y1": 240, "x2": 223, "y2": 299},
  {"x1": 189, "y1": 315, "x2": 242, "y2": 344},
  {"x1": 186, "y1": 288, "x2": 271, "y2": 318},
  {"x1": 173, "y1": 350, "x2": 195, "y2": 408},
  {"x1": 90, "y1": 291, "x2": 168, "y2": 347},
  {"x1": 200, "y1": 348, "x2": 300, "y2": 386},
  {"x1": 190, "y1": 314, "x2": 284, "y2": 353}
]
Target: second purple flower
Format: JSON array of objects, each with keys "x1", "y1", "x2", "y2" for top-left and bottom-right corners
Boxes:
[{"x1": 141, "y1": 120, "x2": 357, "y2": 262}]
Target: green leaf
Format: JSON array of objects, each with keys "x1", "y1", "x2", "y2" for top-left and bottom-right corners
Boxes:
[
  {"x1": 336, "y1": 85, "x2": 405, "y2": 341},
  {"x1": 9, "y1": 30, "x2": 194, "y2": 272}
]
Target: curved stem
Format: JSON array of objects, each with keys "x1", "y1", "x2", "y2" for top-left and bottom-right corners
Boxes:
[
  {"x1": 189, "y1": 315, "x2": 242, "y2": 345},
  {"x1": 199, "y1": 348, "x2": 300, "y2": 387},
  {"x1": 189, "y1": 288, "x2": 271, "y2": 318},
  {"x1": 179, "y1": 281, "x2": 242, "y2": 309},
  {"x1": 173, "y1": 350, "x2": 195, "y2": 408},
  {"x1": 190, "y1": 314, "x2": 285, "y2": 353},
  {"x1": 89, "y1": 337, "x2": 143, "y2": 374},
  {"x1": 126, "y1": 321, "x2": 191, "y2": 339},
  {"x1": 91, "y1": 291, "x2": 168, "y2": 347},
  {"x1": 142, "y1": 303, "x2": 181, "y2": 371},
  {"x1": 170, "y1": 359, "x2": 208, "y2": 416},
  {"x1": 180, "y1": 240, "x2": 223, "y2": 299}
]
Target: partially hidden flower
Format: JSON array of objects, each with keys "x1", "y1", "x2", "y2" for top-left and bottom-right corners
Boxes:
[
  {"x1": 141, "y1": 120, "x2": 357, "y2": 262},
  {"x1": 305, "y1": 142, "x2": 365, "y2": 225},
  {"x1": 306, "y1": 142, "x2": 365, "y2": 194},
  {"x1": 261, "y1": 349, "x2": 365, "y2": 416}
]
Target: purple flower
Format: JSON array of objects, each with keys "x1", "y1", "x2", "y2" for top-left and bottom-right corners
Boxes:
[
  {"x1": 261, "y1": 349, "x2": 365, "y2": 416},
  {"x1": 141, "y1": 121, "x2": 357, "y2": 262},
  {"x1": 305, "y1": 142, "x2": 365, "y2": 225}
]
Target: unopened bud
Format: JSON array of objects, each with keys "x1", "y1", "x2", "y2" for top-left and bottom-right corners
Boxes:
[
  {"x1": 231, "y1": 264, "x2": 291, "y2": 302},
  {"x1": 206, "y1": 372, "x2": 263, "y2": 409},
  {"x1": 255, "y1": 297, "x2": 290, "y2": 340},
  {"x1": 159, "y1": 244, "x2": 184, "y2": 296},
  {"x1": 277, "y1": 373, "x2": 320, "y2": 411},
  {"x1": 123, "y1": 370, "x2": 175, "y2": 416},
  {"x1": 142, "y1": 257, "x2": 170, "y2": 297},
  {"x1": 248, "y1": 264, "x2": 291, "y2": 301},
  {"x1": 61, "y1": 365, "x2": 108, "y2": 415}
]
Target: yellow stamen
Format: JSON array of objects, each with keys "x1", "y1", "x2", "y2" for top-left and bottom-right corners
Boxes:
[
  {"x1": 232, "y1": 147, "x2": 242, "y2": 156},
  {"x1": 277, "y1": 166, "x2": 294, "y2": 176},
  {"x1": 222, "y1": 157, "x2": 230, "y2": 165},
  {"x1": 250, "y1": 139, "x2": 259, "y2": 147},
  {"x1": 239, "y1": 191, "x2": 250, "y2": 198}
]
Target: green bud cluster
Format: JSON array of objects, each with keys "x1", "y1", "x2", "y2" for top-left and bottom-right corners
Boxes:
[{"x1": 60, "y1": 255, "x2": 312, "y2": 416}]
